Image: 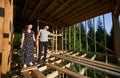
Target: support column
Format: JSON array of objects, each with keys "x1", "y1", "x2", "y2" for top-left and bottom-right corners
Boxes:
[
  {"x1": 1, "y1": 0, "x2": 13, "y2": 77},
  {"x1": 55, "y1": 26, "x2": 58, "y2": 53},
  {"x1": 112, "y1": 13, "x2": 120, "y2": 62},
  {"x1": 68, "y1": 26, "x2": 71, "y2": 50},
  {"x1": 0, "y1": 0, "x2": 5, "y2": 77},
  {"x1": 62, "y1": 27, "x2": 64, "y2": 52},
  {"x1": 74, "y1": 25, "x2": 76, "y2": 50}
]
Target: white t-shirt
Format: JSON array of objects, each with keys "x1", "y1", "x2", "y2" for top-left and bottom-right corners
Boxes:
[{"x1": 39, "y1": 29, "x2": 52, "y2": 42}]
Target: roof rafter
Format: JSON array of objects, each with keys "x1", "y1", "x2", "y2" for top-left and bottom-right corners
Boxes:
[
  {"x1": 21, "y1": 0, "x2": 29, "y2": 19},
  {"x1": 40, "y1": 0, "x2": 57, "y2": 17},
  {"x1": 61, "y1": 0, "x2": 111, "y2": 23},
  {"x1": 53, "y1": 0, "x2": 86, "y2": 19},
  {"x1": 68, "y1": 2, "x2": 114, "y2": 25},
  {"x1": 28, "y1": 0, "x2": 44, "y2": 22},
  {"x1": 48, "y1": 0, "x2": 72, "y2": 18},
  {"x1": 58, "y1": 0, "x2": 98, "y2": 21}
]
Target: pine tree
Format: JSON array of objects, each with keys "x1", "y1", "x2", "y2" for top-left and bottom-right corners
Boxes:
[
  {"x1": 96, "y1": 17, "x2": 105, "y2": 53},
  {"x1": 87, "y1": 19, "x2": 95, "y2": 52}
]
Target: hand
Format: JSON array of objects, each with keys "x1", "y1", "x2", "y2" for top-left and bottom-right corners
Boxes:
[
  {"x1": 20, "y1": 44, "x2": 23, "y2": 48},
  {"x1": 59, "y1": 34, "x2": 62, "y2": 36}
]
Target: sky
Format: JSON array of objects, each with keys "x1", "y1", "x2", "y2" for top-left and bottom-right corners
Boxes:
[{"x1": 95, "y1": 12, "x2": 112, "y2": 35}]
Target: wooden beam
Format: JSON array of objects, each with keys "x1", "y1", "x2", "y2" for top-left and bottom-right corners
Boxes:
[
  {"x1": 68, "y1": 26, "x2": 71, "y2": 50},
  {"x1": 49, "y1": 0, "x2": 72, "y2": 18},
  {"x1": 52, "y1": 54, "x2": 120, "y2": 77},
  {"x1": 21, "y1": 66, "x2": 37, "y2": 72},
  {"x1": 54, "y1": 0, "x2": 86, "y2": 19},
  {"x1": 40, "y1": 0, "x2": 57, "y2": 17},
  {"x1": 74, "y1": 25, "x2": 75, "y2": 50},
  {"x1": 28, "y1": 0, "x2": 44, "y2": 22},
  {"x1": 21, "y1": 0, "x2": 29, "y2": 18},
  {"x1": 31, "y1": 69, "x2": 46, "y2": 78},
  {"x1": 1, "y1": 0, "x2": 13, "y2": 77},
  {"x1": 47, "y1": 63, "x2": 88, "y2": 78},
  {"x1": 0, "y1": 0, "x2": 5, "y2": 77},
  {"x1": 113, "y1": 0, "x2": 120, "y2": 16},
  {"x1": 62, "y1": 0, "x2": 112, "y2": 23},
  {"x1": 68, "y1": 1, "x2": 114, "y2": 25},
  {"x1": 112, "y1": 12, "x2": 120, "y2": 62},
  {"x1": 22, "y1": 71, "x2": 32, "y2": 78}
]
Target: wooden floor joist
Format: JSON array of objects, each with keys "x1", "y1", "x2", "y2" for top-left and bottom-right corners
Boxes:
[
  {"x1": 52, "y1": 54, "x2": 120, "y2": 77},
  {"x1": 31, "y1": 69, "x2": 46, "y2": 78},
  {"x1": 22, "y1": 71, "x2": 32, "y2": 78},
  {"x1": 21, "y1": 66, "x2": 37, "y2": 72},
  {"x1": 47, "y1": 63, "x2": 88, "y2": 78}
]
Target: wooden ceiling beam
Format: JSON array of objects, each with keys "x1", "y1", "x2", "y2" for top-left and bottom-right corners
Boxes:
[
  {"x1": 38, "y1": 18, "x2": 68, "y2": 29},
  {"x1": 28, "y1": 0, "x2": 44, "y2": 22},
  {"x1": 113, "y1": 0, "x2": 120, "y2": 16},
  {"x1": 21, "y1": 0, "x2": 29, "y2": 19},
  {"x1": 58, "y1": 0, "x2": 101, "y2": 22},
  {"x1": 40, "y1": 0, "x2": 57, "y2": 17},
  {"x1": 68, "y1": 2, "x2": 114, "y2": 25},
  {"x1": 48, "y1": 0, "x2": 72, "y2": 18},
  {"x1": 62, "y1": 0, "x2": 113, "y2": 24},
  {"x1": 53, "y1": 0, "x2": 88, "y2": 19}
]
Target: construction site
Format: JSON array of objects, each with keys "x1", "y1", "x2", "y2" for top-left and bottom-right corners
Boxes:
[{"x1": 0, "y1": 0, "x2": 120, "y2": 78}]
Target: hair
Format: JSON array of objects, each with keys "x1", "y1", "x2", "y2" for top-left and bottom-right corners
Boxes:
[{"x1": 24, "y1": 24, "x2": 32, "y2": 30}]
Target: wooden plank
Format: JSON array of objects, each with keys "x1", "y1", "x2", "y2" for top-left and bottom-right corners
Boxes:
[
  {"x1": 52, "y1": 54, "x2": 120, "y2": 77},
  {"x1": 22, "y1": 71, "x2": 32, "y2": 78},
  {"x1": 21, "y1": 66, "x2": 37, "y2": 72},
  {"x1": 31, "y1": 69, "x2": 46, "y2": 78},
  {"x1": 47, "y1": 63, "x2": 88, "y2": 78}
]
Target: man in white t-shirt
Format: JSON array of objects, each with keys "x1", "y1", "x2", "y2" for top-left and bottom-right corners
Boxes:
[{"x1": 36, "y1": 25, "x2": 62, "y2": 65}]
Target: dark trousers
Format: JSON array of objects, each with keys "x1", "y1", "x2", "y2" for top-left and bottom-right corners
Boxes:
[{"x1": 38, "y1": 41, "x2": 48, "y2": 64}]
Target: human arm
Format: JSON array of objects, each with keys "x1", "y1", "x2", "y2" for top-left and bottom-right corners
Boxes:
[
  {"x1": 36, "y1": 32, "x2": 39, "y2": 47},
  {"x1": 33, "y1": 32, "x2": 36, "y2": 42},
  {"x1": 20, "y1": 33, "x2": 25, "y2": 48},
  {"x1": 50, "y1": 33, "x2": 62, "y2": 36}
]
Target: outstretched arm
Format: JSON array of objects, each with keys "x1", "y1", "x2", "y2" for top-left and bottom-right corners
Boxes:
[{"x1": 50, "y1": 33, "x2": 62, "y2": 36}]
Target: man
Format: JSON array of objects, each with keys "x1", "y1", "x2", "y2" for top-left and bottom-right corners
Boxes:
[{"x1": 36, "y1": 25, "x2": 62, "y2": 65}]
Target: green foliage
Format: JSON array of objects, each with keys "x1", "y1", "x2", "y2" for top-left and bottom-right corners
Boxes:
[{"x1": 13, "y1": 33, "x2": 21, "y2": 43}]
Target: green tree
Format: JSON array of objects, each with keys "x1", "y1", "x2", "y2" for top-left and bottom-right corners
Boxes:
[
  {"x1": 87, "y1": 19, "x2": 95, "y2": 52},
  {"x1": 96, "y1": 17, "x2": 106, "y2": 53}
]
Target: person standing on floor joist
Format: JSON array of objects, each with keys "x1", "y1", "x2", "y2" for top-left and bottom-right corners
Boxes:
[
  {"x1": 20, "y1": 24, "x2": 36, "y2": 68},
  {"x1": 36, "y1": 25, "x2": 62, "y2": 66}
]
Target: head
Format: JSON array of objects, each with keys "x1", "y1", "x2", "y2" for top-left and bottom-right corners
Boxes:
[
  {"x1": 25, "y1": 24, "x2": 33, "y2": 30},
  {"x1": 44, "y1": 25, "x2": 49, "y2": 30}
]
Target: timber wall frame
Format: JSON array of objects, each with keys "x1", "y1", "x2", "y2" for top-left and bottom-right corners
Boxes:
[{"x1": 0, "y1": 0, "x2": 120, "y2": 78}]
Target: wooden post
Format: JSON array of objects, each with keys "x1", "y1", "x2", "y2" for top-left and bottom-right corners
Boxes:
[
  {"x1": 0, "y1": 0, "x2": 5, "y2": 77},
  {"x1": 85, "y1": 21, "x2": 88, "y2": 52},
  {"x1": 1, "y1": 0, "x2": 13, "y2": 77},
  {"x1": 112, "y1": 13, "x2": 120, "y2": 62},
  {"x1": 79, "y1": 24, "x2": 82, "y2": 51},
  {"x1": 62, "y1": 27, "x2": 64, "y2": 52},
  {"x1": 55, "y1": 25, "x2": 58, "y2": 53},
  {"x1": 74, "y1": 25, "x2": 76, "y2": 50},
  {"x1": 37, "y1": 20, "x2": 39, "y2": 58},
  {"x1": 52, "y1": 25, "x2": 55, "y2": 52},
  {"x1": 68, "y1": 26, "x2": 71, "y2": 50},
  {"x1": 93, "y1": 18, "x2": 96, "y2": 53},
  {"x1": 65, "y1": 27, "x2": 67, "y2": 51}
]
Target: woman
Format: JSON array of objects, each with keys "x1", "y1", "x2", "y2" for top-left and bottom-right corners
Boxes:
[{"x1": 20, "y1": 24, "x2": 35, "y2": 68}]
